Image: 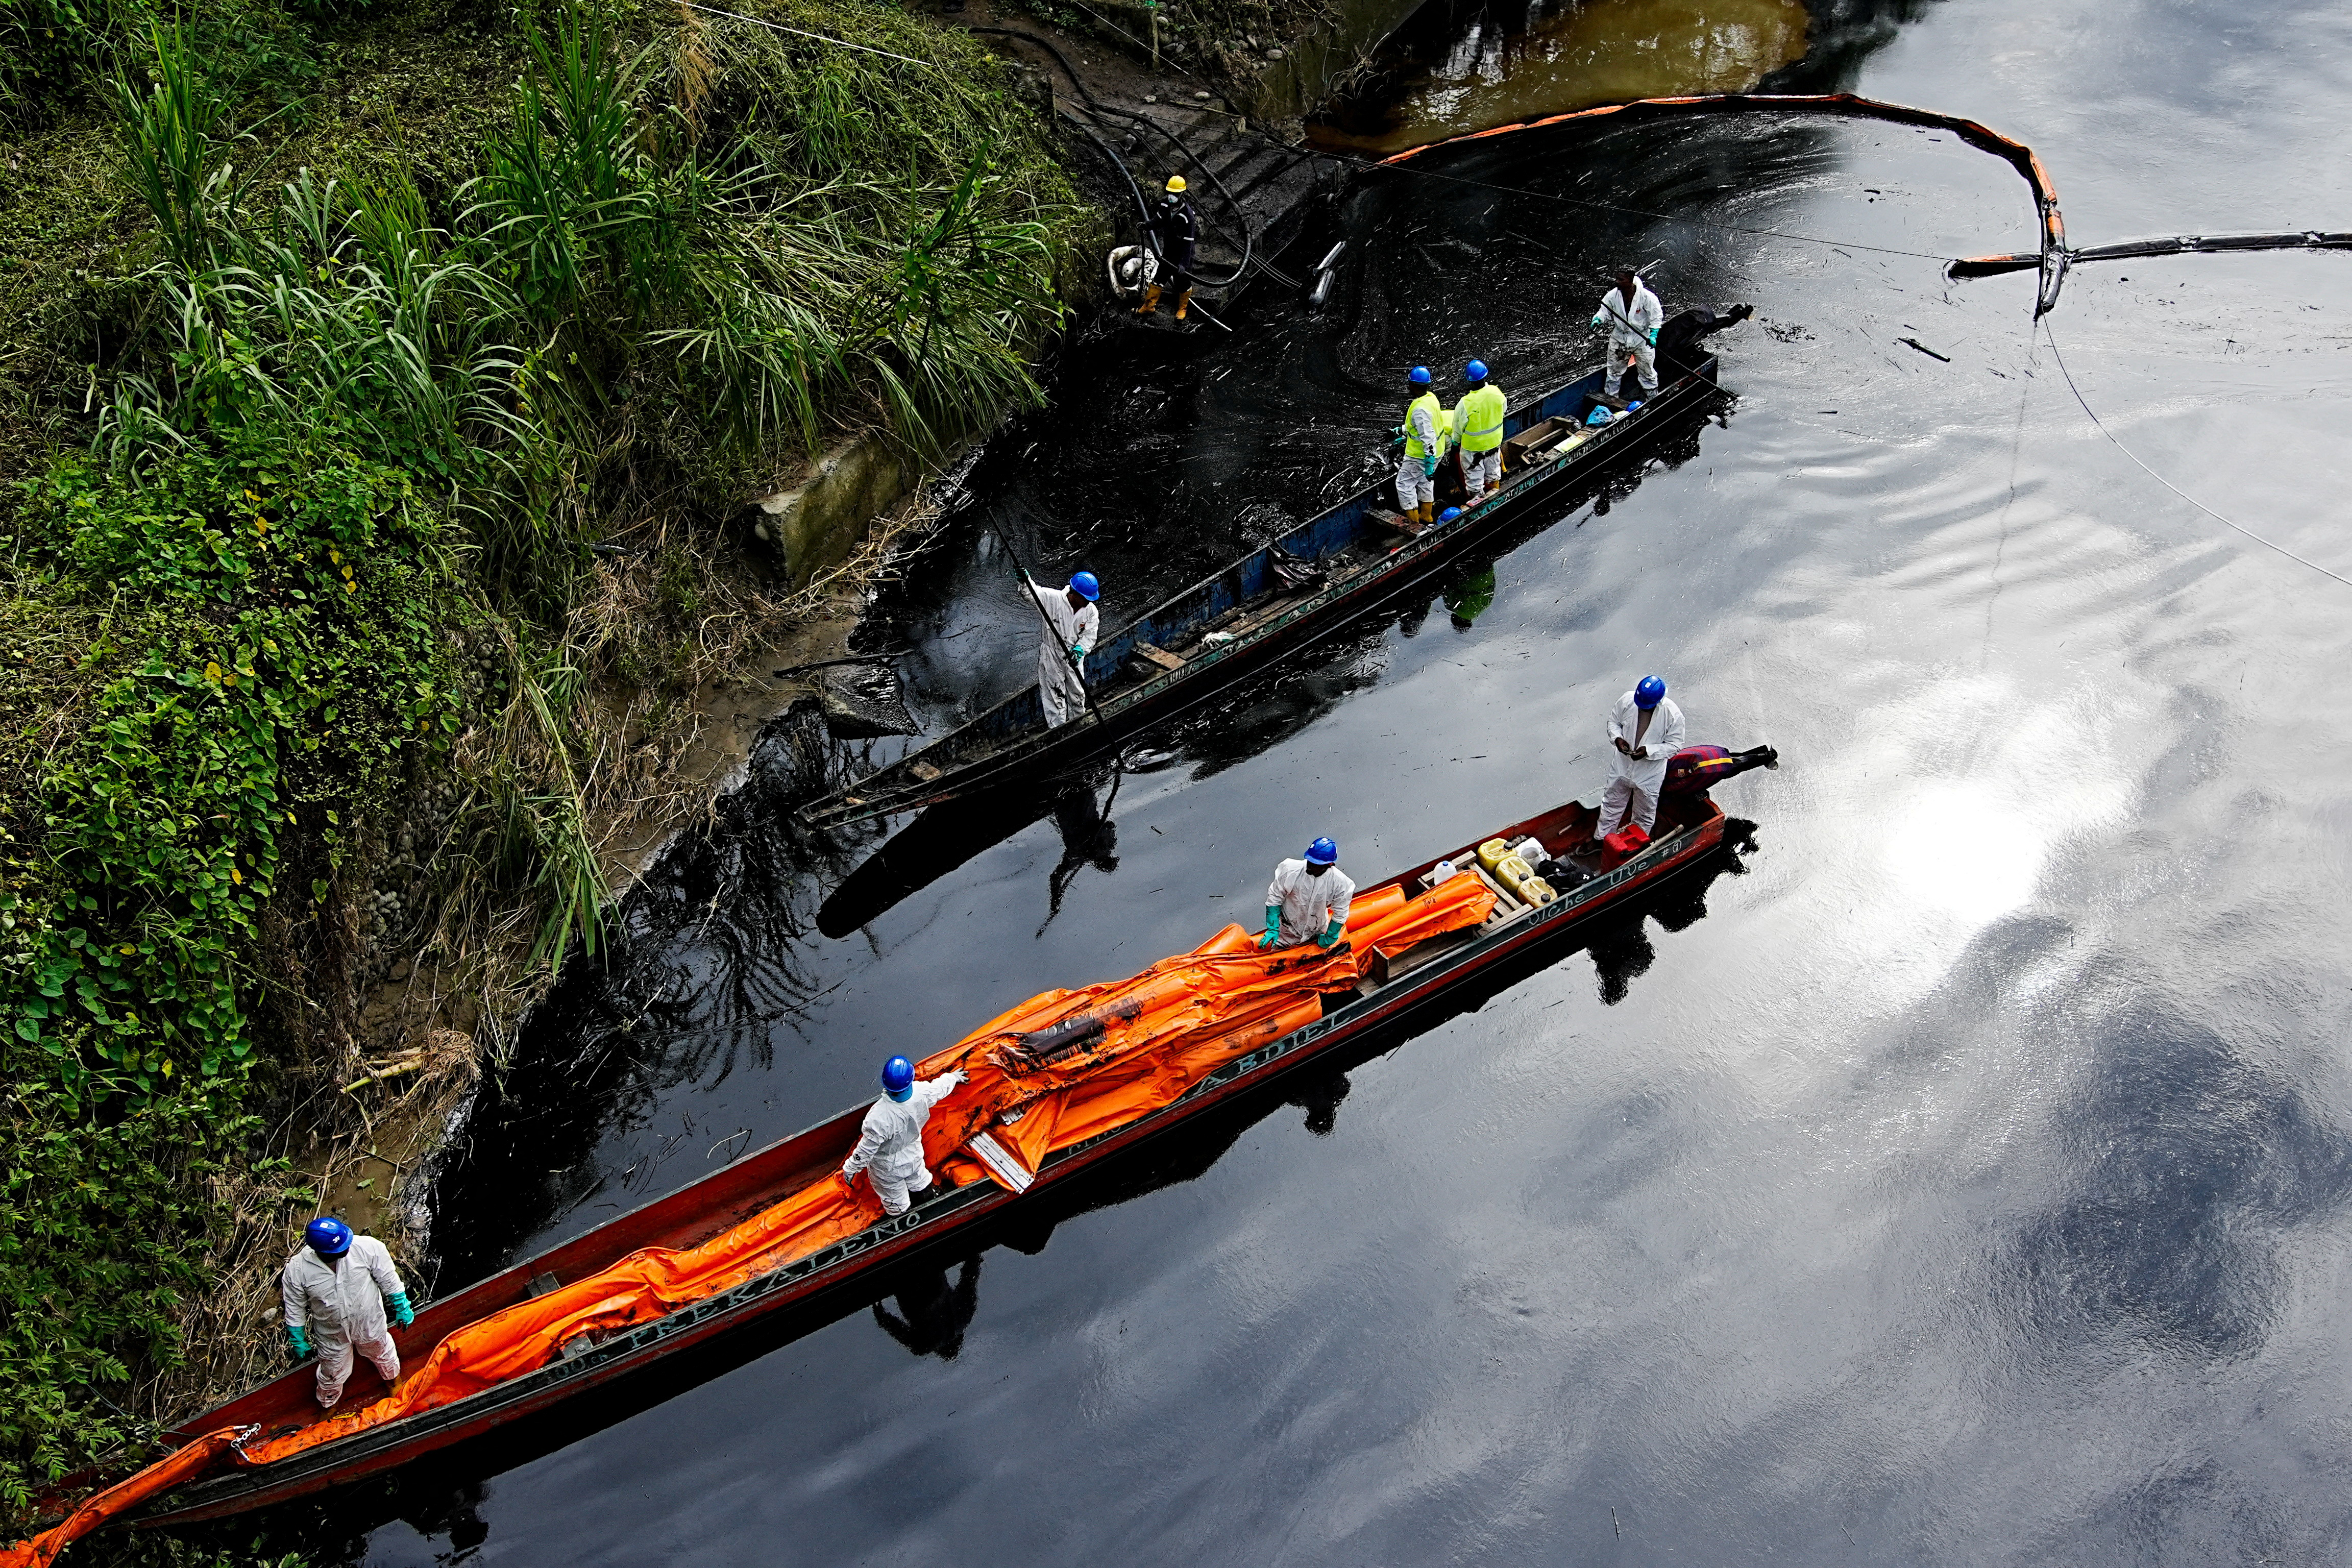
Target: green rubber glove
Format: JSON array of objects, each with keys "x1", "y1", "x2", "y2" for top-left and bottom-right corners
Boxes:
[
  {"x1": 1421, "y1": 455, "x2": 1437, "y2": 478},
  {"x1": 1647, "y1": 327, "x2": 1659, "y2": 345},
  {"x1": 388, "y1": 1291, "x2": 414, "y2": 1329},
  {"x1": 1258, "y1": 905, "x2": 1282, "y2": 950},
  {"x1": 1316, "y1": 917, "x2": 1345, "y2": 949},
  {"x1": 287, "y1": 1325, "x2": 313, "y2": 1362}
]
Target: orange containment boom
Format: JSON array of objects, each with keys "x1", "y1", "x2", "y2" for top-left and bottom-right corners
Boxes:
[
  {"x1": 1378, "y1": 91, "x2": 2070, "y2": 317},
  {"x1": 0, "y1": 1430, "x2": 251, "y2": 1568},
  {"x1": 2, "y1": 876, "x2": 1495, "y2": 1567}
]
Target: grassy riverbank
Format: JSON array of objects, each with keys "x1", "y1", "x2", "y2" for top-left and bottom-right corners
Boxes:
[{"x1": 0, "y1": 0, "x2": 1086, "y2": 1534}]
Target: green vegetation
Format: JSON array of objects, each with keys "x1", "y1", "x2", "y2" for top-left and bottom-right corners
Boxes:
[{"x1": 0, "y1": 0, "x2": 1086, "y2": 1538}]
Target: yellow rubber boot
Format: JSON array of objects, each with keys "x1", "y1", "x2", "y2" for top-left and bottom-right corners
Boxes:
[
  {"x1": 1135, "y1": 284, "x2": 1161, "y2": 316},
  {"x1": 1174, "y1": 289, "x2": 1192, "y2": 321}
]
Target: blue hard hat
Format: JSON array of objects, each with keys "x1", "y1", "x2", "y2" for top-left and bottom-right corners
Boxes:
[
  {"x1": 1634, "y1": 675, "x2": 1667, "y2": 709},
  {"x1": 1438, "y1": 506, "x2": 1462, "y2": 522},
  {"x1": 881, "y1": 1055, "x2": 915, "y2": 1099},
  {"x1": 1305, "y1": 837, "x2": 1339, "y2": 865},
  {"x1": 1069, "y1": 570, "x2": 1100, "y2": 602},
  {"x1": 305, "y1": 1216, "x2": 352, "y2": 1258},
  {"x1": 1408, "y1": 365, "x2": 1432, "y2": 386},
  {"x1": 1464, "y1": 359, "x2": 1489, "y2": 384}
]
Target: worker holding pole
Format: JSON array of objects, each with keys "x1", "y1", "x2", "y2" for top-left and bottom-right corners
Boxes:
[
  {"x1": 1026, "y1": 570, "x2": 1101, "y2": 729},
  {"x1": 1593, "y1": 266, "x2": 1665, "y2": 403}
]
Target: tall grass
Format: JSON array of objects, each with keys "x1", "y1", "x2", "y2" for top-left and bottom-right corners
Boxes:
[{"x1": 94, "y1": 0, "x2": 1075, "y2": 969}]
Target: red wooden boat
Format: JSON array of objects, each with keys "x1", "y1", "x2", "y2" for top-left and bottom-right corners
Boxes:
[{"x1": 84, "y1": 777, "x2": 1759, "y2": 1539}]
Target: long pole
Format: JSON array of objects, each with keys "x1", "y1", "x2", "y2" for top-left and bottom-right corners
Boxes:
[{"x1": 985, "y1": 510, "x2": 1102, "y2": 724}]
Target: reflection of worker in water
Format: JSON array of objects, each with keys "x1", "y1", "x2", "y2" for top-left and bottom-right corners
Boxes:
[
  {"x1": 1289, "y1": 1066, "x2": 1352, "y2": 1136},
  {"x1": 872, "y1": 1258, "x2": 983, "y2": 1360},
  {"x1": 1443, "y1": 559, "x2": 1496, "y2": 630},
  {"x1": 1041, "y1": 783, "x2": 1120, "y2": 930}
]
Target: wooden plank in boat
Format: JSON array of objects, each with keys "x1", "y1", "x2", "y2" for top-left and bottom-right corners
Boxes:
[
  {"x1": 1473, "y1": 865, "x2": 1523, "y2": 914},
  {"x1": 1131, "y1": 642, "x2": 1185, "y2": 673},
  {"x1": 1365, "y1": 924, "x2": 1481, "y2": 987}
]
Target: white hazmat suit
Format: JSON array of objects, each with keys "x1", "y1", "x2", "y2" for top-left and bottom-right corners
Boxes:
[
  {"x1": 281, "y1": 1235, "x2": 406, "y2": 1408},
  {"x1": 1030, "y1": 580, "x2": 1099, "y2": 730},
  {"x1": 842, "y1": 1071, "x2": 967, "y2": 1214},
  {"x1": 1594, "y1": 280, "x2": 1664, "y2": 397},
  {"x1": 1597, "y1": 689, "x2": 1685, "y2": 838},
  {"x1": 1266, "y1": 857, "x2": 1356, "y2": 947}
]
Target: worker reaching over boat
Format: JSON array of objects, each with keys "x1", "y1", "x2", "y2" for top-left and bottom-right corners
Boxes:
[
  {"x1": 1136, "y1": 175, "x2": 1198, "y2": 322},
  {"x1": 282, "y1": 1216, "x2": 412, "y2": 1409},
  {"x1": 1655, "y1": 301, "x2": 1754, "y2": 381},
  {"x1": 1026, "y1": 570, "x2": 1100, "y2": 729},
  {"x1": 1262, "y1": 837, "x2": 1356, "y2": 950},
  {"x1": 1453, "y1": 360, "x2": 1508, "y2": 505},
  {"x1": 1396, "y1": 365, "x2": 1449, "y2": 525},
  {"x1": 1596, "y1": 675, "x2": 1686, "y2": 842},
  {"x1": 843, "y1": 1055, "x2": 968, "y2": 1215},
  {"x1": 1592, "y1": 267, "x2": 1665, "y2": 402}
]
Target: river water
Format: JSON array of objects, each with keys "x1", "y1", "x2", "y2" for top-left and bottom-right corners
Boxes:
[{"x1": 323, "y1": 0, "x2": 2352, "y2": 1560}]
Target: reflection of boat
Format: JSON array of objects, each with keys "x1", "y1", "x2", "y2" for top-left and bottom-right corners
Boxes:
[
  {"x1": 797, "y1": 355, "x2": 1726, "y2": 829},
  {"x1": 815, "y1": 772, "x2": 1117, "y2": 939},
  {"x1": 109, "y1": 775, "x2": 1762, "y2": 1535}
]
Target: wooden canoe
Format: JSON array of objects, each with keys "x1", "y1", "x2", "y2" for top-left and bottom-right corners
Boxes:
[
  {"x1": 133, "y1": 780, "x2": 1755, "y2": 1528},
  {"x1": 797, "y1": 356, "x2": 1724, "y2": 830}
]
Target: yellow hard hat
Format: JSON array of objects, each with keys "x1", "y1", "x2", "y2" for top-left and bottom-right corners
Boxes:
[{"x1": 1165, "y1": 175, "x2": 1187, "y2": 193}]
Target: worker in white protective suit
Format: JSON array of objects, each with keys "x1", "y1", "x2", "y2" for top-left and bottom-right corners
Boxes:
[
  {"x1": 1592, "y1": 267, "x2": 1664, "y2": 401},
  {"x1": 1028, "y1": 571, "x2": 1101, "y2": 729},
  {"x1": 1260, "y1": 836, "x2": 1355, "y2": 949},
  {"x1": 281, "y1": 1216, "x2": 413, "y2": 1408},
  {"x1": 1595, "y1": 674, "x2": 1686, "y2": 839},
  {"x1": 842, "y1": 1055, "x2": 968, "y2": 1215},
  {"x1": 1395, "y1": 364, "x2": 1449, "y2": 526}
]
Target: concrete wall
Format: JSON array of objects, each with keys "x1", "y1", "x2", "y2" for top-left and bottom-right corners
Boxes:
[
  {"x1": 1255, "y1": 0, "x2": 1432, "y2": 118},
  {"x1": 751, "y1": 432, "x2": 919, "y2": 589}
]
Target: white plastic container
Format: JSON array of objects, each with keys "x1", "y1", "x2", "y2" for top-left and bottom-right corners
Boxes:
[
  {"x1": 1428, "y1": 859, "x2": 1457, "y2": 885},
  {"x1": 1511, "y1": 836, "x2": 1545, "y2": 865}
]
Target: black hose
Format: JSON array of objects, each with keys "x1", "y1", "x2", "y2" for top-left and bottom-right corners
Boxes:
[
  {"x1": 1061, "y1": 108, "x2": 1156, "y2": 232},
  {"x1": 965, "y1": 24, "x2": 1104, "y2": 110},
  {"x1": 1076, "y1": 100, "x2": 1256, "y2": 288},
  {"x1": 966, "y1": 24, "x2": 1258, "y2": 290}
]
